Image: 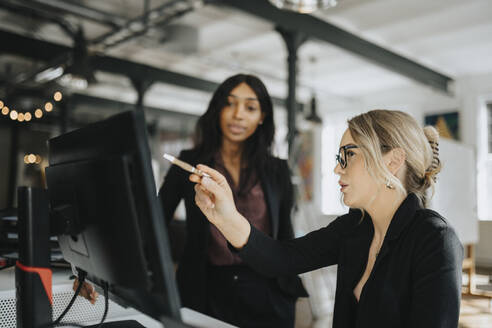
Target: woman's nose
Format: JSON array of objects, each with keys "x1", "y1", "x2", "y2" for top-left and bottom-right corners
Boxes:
[
  {"x1": 233, "y1": 104, "x2": 245, "y2": 119},
  {"x1": 334, "y1": 162, "x2": 343, "y2": 175}
]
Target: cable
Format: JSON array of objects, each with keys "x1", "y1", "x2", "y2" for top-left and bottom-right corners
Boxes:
[
  {"x1": 52, "y1": 323, "x2": 85, "y2": 327},
  {"x1": 43, "y1": 321, "x2": 85, "y2": 327},
  {"x1": 52, "y1": 270, "x2": 87, "y2": 326},
  {"x1": 93, "y1": 282, "x2": 109, "y2": 328},
  {"x1": 43, "y1": 277, "x2": 110, "y2": 328}
]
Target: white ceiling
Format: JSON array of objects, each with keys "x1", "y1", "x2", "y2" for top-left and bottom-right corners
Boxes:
[{"x1": 1, "y1": 0, "x2": 492, "y2": 120}]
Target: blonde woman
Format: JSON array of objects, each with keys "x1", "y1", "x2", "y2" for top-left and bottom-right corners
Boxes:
[{"x1": 190, "y1": 110, "x2": 463, "y2": 328}]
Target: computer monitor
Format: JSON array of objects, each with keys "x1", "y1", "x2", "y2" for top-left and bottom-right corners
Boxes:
[{"x1": 45, "y1": 110, "x2": 182, "y2": 322}]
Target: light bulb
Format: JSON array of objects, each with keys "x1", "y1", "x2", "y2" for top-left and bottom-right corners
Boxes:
[
  {"x1": 54, "y1": 91, "x2": 62, "y2": 101},
  {"x1": 28, "y1": 154, "x2": 36, "y2": 164},
  {"x1": 10, "y1": 110, "x2": 18, "y2": 120},
  {"x1": 35, "y1": 109, "x2": 43, "y2": 118}
]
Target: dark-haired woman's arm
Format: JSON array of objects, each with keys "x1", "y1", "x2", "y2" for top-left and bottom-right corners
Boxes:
[
  {"x1": 158, "y1": 151, "x2": 187, "y2": 224},
  {"x1": 277, "y1": 160, "x2": 296, "y2": 240}
]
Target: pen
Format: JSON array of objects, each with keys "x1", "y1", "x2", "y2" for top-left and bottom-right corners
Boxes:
[{"x1": 163, "y1": 153, "x2": 211, "y2": 178}]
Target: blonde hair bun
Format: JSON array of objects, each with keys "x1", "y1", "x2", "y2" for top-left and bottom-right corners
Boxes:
[
  {"x1": 423, "y1": 125, "x2": 441, "y2": 183},
  {"x1": 423, "y1": 125, "x2": 439, "y2": 145}
]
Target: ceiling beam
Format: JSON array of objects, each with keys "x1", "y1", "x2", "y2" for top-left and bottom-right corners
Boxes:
[
  {"x1": 91, "y1": 56, "x2": 219, "y2": 94},
  {"x1": 222, "y1": 0, "x2": 453, "y2": 93},
  {"x1": 70, "y1": 93, "x2": 199, "y2": 121},
  {"x1": 0, "y1": 30, "x2": 69, "y2": 62},
  {"x1": 0, "y1": 0, "x2": 77, "y2": 37},
  {"x1": 17, "y1": 0, "x2": 126, "y2": 28},
  {"x1": 0, "y1": 30, "x2": 218, "y2": 92},
  {"x1": 0, "y1": 29, "x2": 291, "y2": 108}
]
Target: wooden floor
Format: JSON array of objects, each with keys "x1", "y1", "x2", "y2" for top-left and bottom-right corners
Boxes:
[
  {"x1": 460, "y1": 266, "x2": 492, "y2": 327},
  {"x1": 459, "y1": 295, "x2": 492, "y2": 328}
]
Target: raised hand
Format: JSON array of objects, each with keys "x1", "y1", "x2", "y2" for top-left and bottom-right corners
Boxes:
[
  {"x1": 190, "y1": 164, "x2": 236, "y2": 225},
  {"x1": 189, "y1": 164, "x2": 251, "y2": 248}
]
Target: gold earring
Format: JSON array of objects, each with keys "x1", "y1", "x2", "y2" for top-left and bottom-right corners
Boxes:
[{"x1": 385, "y1": 178, "x2": 394, "y2": 189}]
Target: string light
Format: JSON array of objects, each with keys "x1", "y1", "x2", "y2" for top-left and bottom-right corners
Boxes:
[
  {"x1": 1, "y1": 96, "x2": 58, "y2": 121},
  {"x1": 10, "y1": 110, "x2": 18, "y2": 120},
  {"x1": 45, "y1": 102, "x2": 53, "y2": 112},
  {"x1": 54, "y1": 91, "x2": 62, "y2": 102},
  {"x1": 27, "y1": 154, "x2": 36, "y2": 164},
  {"x1": 24, "y1": 154, "x2": 43, "y2": 165},
  {"x1": 35, "y1": 109, "x2": 43, "y2": 118}
]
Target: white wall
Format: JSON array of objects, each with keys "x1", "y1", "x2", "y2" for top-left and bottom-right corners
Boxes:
[{"x1": 477, "y1": 221, "x2": 492, "y2": 267}]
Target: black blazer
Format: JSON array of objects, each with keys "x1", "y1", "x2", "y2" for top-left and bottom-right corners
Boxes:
[
  {"x1": 237, "y1": 193, "x2": 464, "y2": 328},
  {"x1": 158, "y1": 149, "x2": 307, "y2": 312}
]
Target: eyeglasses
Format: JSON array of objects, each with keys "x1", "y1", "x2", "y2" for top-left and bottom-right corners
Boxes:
[
  {"x1": 336, "y1": 145, "x2": 358, "y2": 169},
  {"x1": 335, "y1": 144, "x2": 392, "y2": 169}
]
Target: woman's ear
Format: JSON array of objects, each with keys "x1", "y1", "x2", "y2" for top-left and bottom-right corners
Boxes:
[{"x1": 386, "y1": 148, "x2": 406, "y2": 175}]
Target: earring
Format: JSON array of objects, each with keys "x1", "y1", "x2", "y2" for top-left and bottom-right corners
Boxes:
[
  {"x1": 259, "y1": 121, "x2": 263, "y2": 125},
  {"x1": 385, "y1": 178, "x2": 394, "y2": 189}
]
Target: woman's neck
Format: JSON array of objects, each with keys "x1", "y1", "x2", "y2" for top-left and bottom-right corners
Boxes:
[
  {"x1": 220, "y1": 139, "x2": 243, "y2": 167},
  {"x1": 365, "y1": 189, "x2": 406, "y2": 240}
]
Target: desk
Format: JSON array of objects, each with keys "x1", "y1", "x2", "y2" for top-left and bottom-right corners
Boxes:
[{"x1": 0, "y1": 267, "x2": 236, "y2": 328}]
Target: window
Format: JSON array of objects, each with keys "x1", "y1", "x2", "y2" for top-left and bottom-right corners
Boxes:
[
  {"x1": 488, "y1": 104, "x2": 492, "y2": 154},
  {"x1": 320, "y1": 111, "x2": 356, "y2": 215},
  {"x1": 484, "y1": 103, "x2": 492, "y2": 220},
  {"x1": 477, "y1": 102, "x2": 492, "y2": 221}
]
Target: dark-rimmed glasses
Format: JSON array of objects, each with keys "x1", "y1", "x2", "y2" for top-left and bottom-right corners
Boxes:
[
  {"x1": 336, "y1": 144, "x2": 392, "y2": 169},
  {"x1": 336, "y1": 144, "x2": 358, "y2": 169}
]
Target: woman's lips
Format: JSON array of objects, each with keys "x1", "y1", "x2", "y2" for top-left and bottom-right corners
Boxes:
[
  {"x1": 339, "y1": 182, "x2": 348, "y2": 192},
  {"x1": 228, "y1": 124, "x2": 246, "y2": 134}
]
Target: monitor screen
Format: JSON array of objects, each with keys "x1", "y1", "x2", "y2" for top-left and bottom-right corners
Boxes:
[{"x1": 45, "y1": 110, "x2": 181, "y2": 321}]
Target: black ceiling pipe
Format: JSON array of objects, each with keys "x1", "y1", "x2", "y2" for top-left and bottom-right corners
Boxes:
[
  {"x1": 0, "y1": 30, "x2": 297, "y2": 109},
  {"x1": 278, "y1": 27, "x2": 308, "y2": 154},
  {"x1": 16, "y1": 0, "x2": 126, "y2": 28},
  {"x1": 221, "y1": 0, "x2": 453, "y2": 93}
]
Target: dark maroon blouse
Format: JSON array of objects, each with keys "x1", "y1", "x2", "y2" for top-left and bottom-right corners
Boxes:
[{"x1": 207, "y1": 153, "x2": 271, "y2": 266}]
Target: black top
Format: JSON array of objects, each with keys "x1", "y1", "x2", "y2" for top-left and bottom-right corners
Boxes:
[
  {"x1": 236, "y1": 193, "x2": 464, "y2": 328},
  {"x1": 158, "y1": 149, "x2": 307, "y2": 312}
]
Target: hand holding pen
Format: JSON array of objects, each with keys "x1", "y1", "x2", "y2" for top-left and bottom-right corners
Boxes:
[
  {"x1": 163, "y1": 153, "x2": 210, "y2": 177},
  {"x1": 163, "y1": 153, "x2": 250, "y2": 248},
  {"x1": 188, "y1": 164, "x2": 251, "y2": 249}
]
